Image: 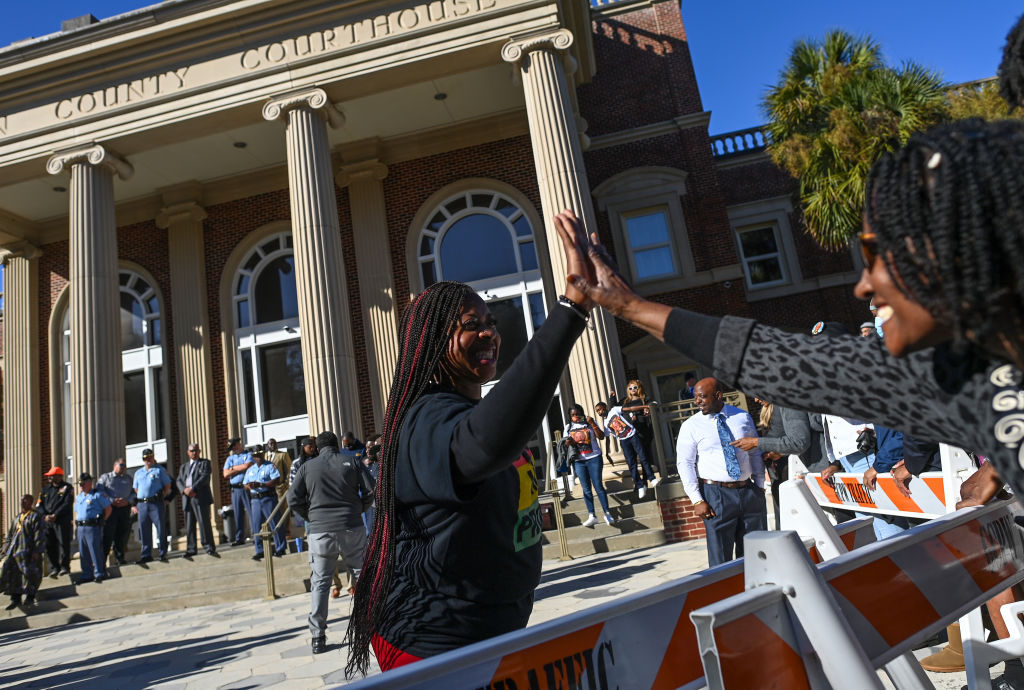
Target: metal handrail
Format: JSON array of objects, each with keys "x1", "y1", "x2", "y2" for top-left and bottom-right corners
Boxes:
[
  {"x1": 542, "y1": 434, "x2": 572, "y2": 561},
  {"x1": 257, "y1": 493, "x2": 292, "y2": 600}
]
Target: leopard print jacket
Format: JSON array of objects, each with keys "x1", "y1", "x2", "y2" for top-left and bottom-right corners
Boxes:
[{"x1": 664, "y1": 311, "x2": 1024, "y2": 498}]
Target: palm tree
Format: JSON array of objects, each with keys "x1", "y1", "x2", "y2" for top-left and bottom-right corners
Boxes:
[{"x1": 763, "y1": 31, "x2": 947, "y2": 249}]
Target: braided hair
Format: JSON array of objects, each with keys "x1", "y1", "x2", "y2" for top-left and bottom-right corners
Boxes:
[
  {"x1": 344, "y1": 280, "x2": 473, "y2": 677},
  {"x1": 999, "y1": 14, "x2": 1024, "y2": 108},
  {"x1": 864, "y1": 118, "x2": 1024, "y2": 365}
]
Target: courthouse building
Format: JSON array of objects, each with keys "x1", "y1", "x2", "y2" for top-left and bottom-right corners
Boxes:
[{"x1": 0, "y1": 0, "x2": 864, "y2": 531}]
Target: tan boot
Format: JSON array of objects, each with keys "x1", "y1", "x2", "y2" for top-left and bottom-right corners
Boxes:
[{"x1": 920, "y1": 623, "x2": 965, "y2": 672}]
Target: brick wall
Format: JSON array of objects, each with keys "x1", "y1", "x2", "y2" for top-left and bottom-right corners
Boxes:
[{"x1": 659, "y1": 495, "x2": 707, "y2": 542}]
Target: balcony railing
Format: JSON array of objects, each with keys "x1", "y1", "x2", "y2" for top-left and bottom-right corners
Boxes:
[
  {"x1": 590, "y1": 0, "x2": 634, "y2": 6},
  {"x1": 709, "y1": 126, "x2": 770, "y2": 158}
]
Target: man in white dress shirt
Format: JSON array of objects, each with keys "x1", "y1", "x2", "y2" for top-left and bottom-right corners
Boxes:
[{"x1": 676, "y1": 378, "x2": 767, "y2": 567}]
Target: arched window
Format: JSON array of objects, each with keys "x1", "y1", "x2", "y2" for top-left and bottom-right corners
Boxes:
[
  {"x1": 417, "y1": 188, "x2": 560, "y2": 462},
  {"x1": 61, "y1": 268, "x2": 168, "y2": 468},
  {"x1": 233, "y1": 231, "x2": 307, "y2": 444}
]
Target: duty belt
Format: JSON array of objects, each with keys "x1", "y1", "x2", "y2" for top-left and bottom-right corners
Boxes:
[
  {"x1": 137, "y1": 496, "x2": 163, "y2": 503},
  {"x1": 76, "y1": 519, "x2": 101, "y2": 526},
  {"x1": 250, "y1": 490, "x2": 274, "y2": 499}
]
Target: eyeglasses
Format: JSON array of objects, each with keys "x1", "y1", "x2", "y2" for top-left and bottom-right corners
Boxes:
[
  {"x1": 628, "y1": 386, "x2": 639, "y2": 391},
  {"x1": 857, "y1": 232, "x2": 879, "y2": 267}
]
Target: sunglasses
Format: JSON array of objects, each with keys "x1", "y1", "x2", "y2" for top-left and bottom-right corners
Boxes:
[{"x1": 857, "y1": 232, "x2": 879, "y2": 267}]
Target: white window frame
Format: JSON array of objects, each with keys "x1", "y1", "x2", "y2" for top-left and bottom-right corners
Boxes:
[
  {"x1": 735, "y1": 222, "x2": 789, "y2": 290},
  {"x1": 233, "y1": 231, "x2": 308, "y2": 446}
]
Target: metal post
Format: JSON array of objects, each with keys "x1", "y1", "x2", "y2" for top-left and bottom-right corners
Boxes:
[
  {"x1": 261, "y1": 520, "x2": 277, "y2": 600},
  {"x1": 545, "y1": 438, "x2": 572, "y2": 562},
  {"x1": 648, "y1": 401, "x2": 669, "y2": 479}
]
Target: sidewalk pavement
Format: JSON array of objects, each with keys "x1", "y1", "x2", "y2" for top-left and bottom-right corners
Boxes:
[{"x1": 0, "y1": 538, "x2": 1004, "y2": 689}]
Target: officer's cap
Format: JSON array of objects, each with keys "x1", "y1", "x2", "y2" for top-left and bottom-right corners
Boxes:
[
  {"x1": 78, "y1": 472, "x2": 94, "y2": 483},
  {"x1": 141, "y1": 448, "x2": 155, "y2": 458},
  {"x1": 43, "y1": 467, "x2": 64, "y2": 476},
  {"x1": 249, "y1": 444, "x2": 265, "y2": 457},
  {"x1": 227, "y1": 437, "x2": 242, "y2": 451}
]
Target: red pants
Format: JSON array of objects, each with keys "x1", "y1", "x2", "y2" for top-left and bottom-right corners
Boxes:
[{"x1": 372, "y1": 634, "x2": 422, "y2": 671}]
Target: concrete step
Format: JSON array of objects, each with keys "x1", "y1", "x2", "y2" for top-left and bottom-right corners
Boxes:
[
  {"x1": 0, "y1": 549, "x2": 314, "y2": 632},
  {"x1": 541, "y1": 528, "x2": 667, "y2": 559}
]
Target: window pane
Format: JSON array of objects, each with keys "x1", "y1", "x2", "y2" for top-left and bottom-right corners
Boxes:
[
  {"x1": 634, "y1": 247, "x2": 676, "y2": 279},
  {"x1": 147, "y1": 296, "x2": 159, "y2": 314},
  {"x1": 240, "y1": 350, "x2": 256, "y2": 425},
  {"x1": 123, "y1": 371, "x2": 147, "y2": 445},
  {"x1": 520, "y1": 241, "x2": 538, "y2": 271},
  {"x1": 420, "y1": 235, "x2": 435, "y2": 256},
  {"x1": 472, "y1": 194, "x2": 493, "y2": 208},
  {"x1": 262, "y1": 238, "x2": 280, "y2": 254},
  {"x1": 512, "y1": 215, "x2": 531, "y2": 237},
  {"x1": 120, "y1": 293, "x2": 146, "y2": 350},
  {"x1": 748, "y1": 257, "x2": 784, "y2": 285},
  {"x1": 135, "y1": 278, "x2": 151, "y2": 295},
  {"x1": 445, "y1": 196, "x2": 468, "y2": 215},
  {"x1": 237, "y1": 273, "x2": 250, "y2": 296},
  {"x1": 625, "y1": 211, "x2": 670, "y2": 249},
  {"x1": 259, "y1": 341, "x2": 307, "y2": 420},
  {"x1": 494, "y1": 198, "x2": 517, "y2": 218},
  {"x1": 237, "y1": 300, "x2": 250, "y2": 329},
  {"x1": 149, "y1": 317, "x2": 162, "y2": 346},
  {"x1": 254, "y1": 255, "x2": 299, "y2": 324},
  {"x1": 153, "y1": 366, "x2": 165, "y2": 439},
  {"x1": 428, "y1": 212, "x2": 446, "y2": 232},
  {"x1": 740, "y1": 227, "x2": 778, "y2": 257},
  {"x1": 440, "y1": 214, "x2": 517, "y2": 282},
  {"x1": 488, "y1": 296, "x2": 526, "y2": 379},
  {"x1": 528, "y1": 292, "x2": 546, "y2": 330},
  {"x1": 119, "y1": 273, "x2": 131, "y2": 286},
  {"x1": 244, "y1": 252, "x2": 262, "y2": 272},
  {"x1": 421, "y1": 261, "x2": 437, "y2": 288}
]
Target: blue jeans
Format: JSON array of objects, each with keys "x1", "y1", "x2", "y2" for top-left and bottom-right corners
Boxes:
[
  {"x1": 838, "y1": 451, "x2": 909, "y2": 540},
  {"x1": 621, "y1": 435, "x2": 655, "y2": 488},
  {"x1": 574, "y1": 455, "x2": 611, "y2": 517}
]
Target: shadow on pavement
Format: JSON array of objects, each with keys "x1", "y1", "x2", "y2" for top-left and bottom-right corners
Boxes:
[{"x1": 535, "y1": 563, "x2": 659, "y2": 600}]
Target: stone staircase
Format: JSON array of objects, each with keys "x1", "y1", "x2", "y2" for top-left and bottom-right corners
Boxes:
[
  {"x1": 0, "y1": 541, "x2": 312, "y2": 632},
  {"x1": 541, "y1": 473, "x2": 666, "y2": 559}
]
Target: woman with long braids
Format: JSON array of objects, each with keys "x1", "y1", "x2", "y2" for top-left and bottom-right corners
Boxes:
[
  {"x1": 566, "y1": 118, "x2": 1024, "y2": 502},
  {"x1": 345, "y1": 211, "x2": 597, "y2": 675}
]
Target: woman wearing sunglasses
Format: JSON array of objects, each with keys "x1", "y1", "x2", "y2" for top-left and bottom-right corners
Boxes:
[{"x1": 559, "y1": 118, "x2": 1024, "y2": 499}]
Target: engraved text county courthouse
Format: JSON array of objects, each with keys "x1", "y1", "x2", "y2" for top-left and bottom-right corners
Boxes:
[{"x1": 0, "y1": 0, "x2": 864, "y2": 533}]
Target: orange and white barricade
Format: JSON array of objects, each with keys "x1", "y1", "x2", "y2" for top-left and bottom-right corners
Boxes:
[
  {"x1": 344, "y1": 518, "x2": 876, "y2": 690},
  {"x1": 691, "y1": 498, "x2": 1024, "y2": 690},
  {"x1": 787, "y1": 444, "x2": 976, "y2": 521}
]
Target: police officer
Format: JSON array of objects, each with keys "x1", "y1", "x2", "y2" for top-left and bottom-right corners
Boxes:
[
  {"x1": 74, "y1": 473, "x2": 112, "y2": 584},
  {"x1": 222, "y1": 438, "x2": 254, "y2": 546},
  {"x1": 242, "y1": 445, "x2": 285, "y2": 561},
  {"x1": 97, "y1": 458, "x2": 135, "y2": 565},
  {"x1": 36, "y1": 466, "x2": 74, "y2": 577},
  {"x1": 132, "y1": 448, "x2": 171, "y2": 564}
]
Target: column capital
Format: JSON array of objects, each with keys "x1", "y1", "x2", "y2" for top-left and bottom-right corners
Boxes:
[
  {"x1": 46, "y1": 143, "x2": 133, "y2": 180},
  {"x1": 0, "y1": 240, "x2": 42, "y2": 265},
  {"x1": 156, "y1": 200, "x2": 207, "y2": 229},
  {"x1": 501, "y1": 28, "x2": 575, "y2": 65},
  {"x1": 335, "y1": 159, "x2": 389, "y2": 188},
  {"x1": 262, "y1": 87, "x2": 345, "y2": 129}
]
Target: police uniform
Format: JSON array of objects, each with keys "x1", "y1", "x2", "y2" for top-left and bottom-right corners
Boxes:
[
  {"x1": 243, "y1": 450, "x2": 285, "y2": 559},
  {"x1": 133, "y1": 451, "x2": 171, "y2": 562},
  {"x1": 97, "y1": 468, "x2": 135, "y2": 564},
  {"x1": 36, "y1": 469, "x2": 74, "y2": 575},
  {"x1": 223, "y1": 439, "x2": 254, "y2": 545},
  {"x1": 74, "y1": 474, "x2": 112, "y2": 582}
]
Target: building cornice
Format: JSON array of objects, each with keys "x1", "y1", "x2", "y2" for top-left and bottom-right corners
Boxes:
[{"x1": 587, "y1": 111, "x2": 710, "y2": 151}]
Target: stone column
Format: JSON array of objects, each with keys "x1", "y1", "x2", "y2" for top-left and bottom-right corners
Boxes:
[
  {"x1": 1, "y1": 241, "x2": 42, "y2": 530},
  {"x1": 156, "y1": 190, "x2": 222, "y2": 506},
  {"x1": 47, "y1": 144, "x2": 133, "y2": 479},
  {"x1": 263, "y1": 88, "x2": 361, "y2": 437},
  {"x1": 502, "y1": 29, "x2": 625, "y2": 412},
  {"x1": 336, "y1": 159, "x2": 397, "y2": 431}
]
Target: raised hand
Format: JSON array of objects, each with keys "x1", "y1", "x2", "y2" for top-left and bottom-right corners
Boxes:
[{"x1": 553, "y1": 210, "x2": 595, "y2": 310}]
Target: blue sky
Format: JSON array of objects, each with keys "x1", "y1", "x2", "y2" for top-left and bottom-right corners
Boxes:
[{"x1": 3, "y1": 1, "x2": 1021, "y2": 134}]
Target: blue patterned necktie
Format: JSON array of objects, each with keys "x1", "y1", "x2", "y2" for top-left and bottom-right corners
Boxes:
[{"x1": 714, "y1": 413, "x2": 742, "y2": 479}]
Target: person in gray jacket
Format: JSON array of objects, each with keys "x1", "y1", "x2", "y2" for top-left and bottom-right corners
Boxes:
[
  {"x1": 731, "y1": 400, "x2": 811, "y2": 528},
  {"x1": 287, "y1": 430, "x2": 374, "y2": 655}
]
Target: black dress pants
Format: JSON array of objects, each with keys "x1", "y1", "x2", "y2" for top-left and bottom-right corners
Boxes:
[
  {"x1": 45, "y1": 520, "x2": 72, "y2": 571},
  {"x1": 103, "y1": 505, "x2": 133, "y2": 561}
]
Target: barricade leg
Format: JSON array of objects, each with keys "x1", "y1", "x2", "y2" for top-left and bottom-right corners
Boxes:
[
  {"x1": 961, "y1": 607, "x2": 991, "y2": 690},
  {"x1": 743, "y1": 531, "x2": 885, "y2": 690}
]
